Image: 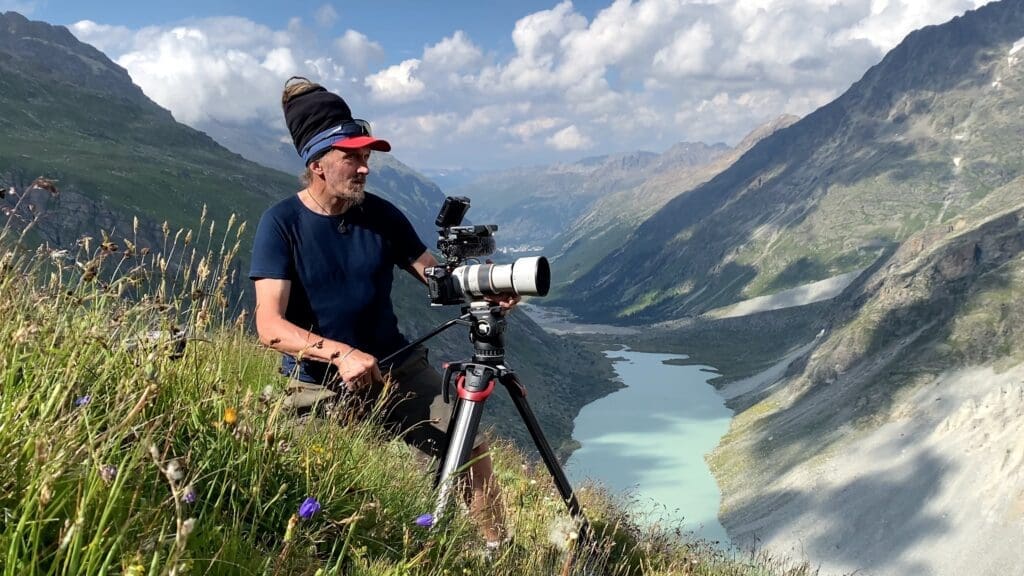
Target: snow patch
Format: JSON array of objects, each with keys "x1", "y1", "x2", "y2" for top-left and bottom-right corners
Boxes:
[
  {"x1": 1010, "y1": 37, "x2": 1024, "y2": 56},
  {"x1": 718, "y1": 340, "x2": 817, "y2": 401},
  {"x1": 953, "y1": 156, "x2": 962, "y2": 168},
  {"x1": 708, "y1": 269, "x2": 863, "y2": 319}
]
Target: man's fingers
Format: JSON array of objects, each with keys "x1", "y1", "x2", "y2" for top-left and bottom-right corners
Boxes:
[{"x1": 347, "y1": 374, "x2": 369, "y2": 392}]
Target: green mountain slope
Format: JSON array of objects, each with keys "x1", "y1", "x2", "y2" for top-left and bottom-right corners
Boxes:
[
  {"x1": 550, "y1": 116, "x2": 798, "y2": 290},
  {"x1": 0, "y1": 11, "x2": 295, "y2": 250},
  {"x1": 0, "y1": 10, "x2": 616, "y2": 455},
  {"x1": 565, "y1": 0, "x2": 1024, "y2": 323}
]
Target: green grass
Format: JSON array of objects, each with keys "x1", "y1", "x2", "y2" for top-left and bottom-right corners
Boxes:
[{"x1": 0, "y1": 217, "x2": 820, "y2": 576}]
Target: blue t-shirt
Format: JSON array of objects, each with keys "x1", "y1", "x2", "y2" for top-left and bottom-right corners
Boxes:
[{"x1": 249, "y1": 192, "x2": 427, "y2": 383}]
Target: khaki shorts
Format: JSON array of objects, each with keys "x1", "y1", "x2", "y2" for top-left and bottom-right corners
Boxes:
[{"x1": 282, "y1": 346, "x2": 485, "y2": 458}]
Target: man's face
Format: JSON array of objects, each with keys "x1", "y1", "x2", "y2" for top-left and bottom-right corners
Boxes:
[{"x1": 316, "y1": 147, "x2": 371, "y2": 203}]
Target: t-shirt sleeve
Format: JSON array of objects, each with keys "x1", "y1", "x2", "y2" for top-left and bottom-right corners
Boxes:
[
  {"x1": 384, "y1": 204, "x2": 428, "y2": 267},
  {"x1": 249, "y1": 210, "x2": 292, "y2": 280}
]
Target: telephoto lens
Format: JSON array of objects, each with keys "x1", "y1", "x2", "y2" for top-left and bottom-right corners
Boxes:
[{"x1": 452, "y1": 256, "x2": 550, "y2": 298}]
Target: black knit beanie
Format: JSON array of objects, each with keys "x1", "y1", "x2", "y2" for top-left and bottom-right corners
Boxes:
[{"x1": 283, "y1": 86, "x2": 353, "y2": 156}]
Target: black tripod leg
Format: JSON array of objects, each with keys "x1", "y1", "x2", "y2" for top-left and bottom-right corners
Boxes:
[
  {"x1": 501, "y1": 373, "x2": 593, "y2": 544},
  {"x1": 431, "y1": 397, "x2": 486, "y2": 524}
]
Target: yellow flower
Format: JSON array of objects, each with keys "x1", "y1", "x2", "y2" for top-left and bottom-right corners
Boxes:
[{"x1": 223, "y1": 407, "x2": 238, "y2": 427}]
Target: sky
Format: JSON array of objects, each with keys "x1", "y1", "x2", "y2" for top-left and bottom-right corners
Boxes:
[{"x1": 1, "y1": 0, "x2": 993, "y2": 171}]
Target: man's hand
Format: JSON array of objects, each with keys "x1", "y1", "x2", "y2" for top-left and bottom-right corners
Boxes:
[
  {"x1": 486, "y1": 293, "x2": 521, "y2": 313},
  {"x1": 332, "y1": 348, "x2": 382, "y2": 392},
  {"x1": 482, "y1": 258, "x2": 521, "y2": 313}
]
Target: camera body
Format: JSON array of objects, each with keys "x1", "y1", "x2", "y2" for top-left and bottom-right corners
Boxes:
[
  {"x1": 424, "y1": 265, "x2": 469, "y2": 306},
  {"x1": 425, "y1": 196, "x2": 549, "y2": 306}
]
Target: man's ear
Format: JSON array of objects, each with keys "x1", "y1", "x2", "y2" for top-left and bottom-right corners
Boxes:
[{"x1": 308, "y1": 157, "x2": 326, "y2": 177}]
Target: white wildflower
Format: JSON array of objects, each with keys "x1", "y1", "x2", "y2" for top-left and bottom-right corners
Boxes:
[{"x1": 165, "y1": 458, "x2": 185, "y2": 482}]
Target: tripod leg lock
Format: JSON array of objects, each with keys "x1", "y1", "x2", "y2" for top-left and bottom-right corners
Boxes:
[
  {"x1": 457, "y1": 376, "x2": 495, "y2": 401},
  {"x1": 441, "y1": 362, "x2": 463, "y2": 404}
]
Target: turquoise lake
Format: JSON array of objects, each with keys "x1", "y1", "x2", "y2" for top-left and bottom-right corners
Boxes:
[{"x1": 564, "y1": 349, "x2": 733, "y2": 545}]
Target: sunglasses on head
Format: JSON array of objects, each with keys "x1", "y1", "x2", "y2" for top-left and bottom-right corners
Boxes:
[
  {"x1": 337, "y1": 119, "x2": 372, "y2": 138},
  {"x1": 300, "y1": 119, "x2": 374, "y2": 162}
]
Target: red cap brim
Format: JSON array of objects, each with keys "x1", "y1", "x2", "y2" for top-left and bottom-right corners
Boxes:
[{"x1": 332, "y1": 136, "x2": 391, "y2": 152}]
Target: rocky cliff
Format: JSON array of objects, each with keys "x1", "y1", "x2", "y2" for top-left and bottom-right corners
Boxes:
[{"x1": 709, "y1": 187, "x2": 1024, "y2": 575}]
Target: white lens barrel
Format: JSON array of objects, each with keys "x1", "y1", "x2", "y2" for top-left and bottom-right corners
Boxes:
[
  {"x1": 452, "y1": 256, "x2": 550, "y2": 298},
  {"x1": 511, "y1": 256, "x2": 549, "y2": 296}
]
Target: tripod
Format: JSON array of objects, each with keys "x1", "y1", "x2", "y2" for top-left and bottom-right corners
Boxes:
[{"x1": 381, "y1": 300, "x2": 593, "y2": 547}]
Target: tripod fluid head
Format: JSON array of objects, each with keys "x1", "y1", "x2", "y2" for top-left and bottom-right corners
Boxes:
[{"x1": 466, "y1": 300, "x2": 506, "y2": 363}]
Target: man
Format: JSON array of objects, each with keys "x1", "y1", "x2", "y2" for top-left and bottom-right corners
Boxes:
[{"x1": 249, "y1": 77, "x2": 505, "y2": 545}]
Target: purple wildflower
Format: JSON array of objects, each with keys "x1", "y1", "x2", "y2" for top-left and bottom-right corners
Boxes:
[
  {"x1": 298, "y1": 496, "x2": 321, "y2": 519},
  {"x1": 414, "y1": 513, "x2": 435, "y2": 528},
  {"x1": 100, "y1": 465, "x2": 117, "y2": 485},
  {"x1": 181, "y1": 485, "x2": 197, "y2": 504},
  {"x1": 75, "y1": 395, "x2": 91, "y2": 407}
]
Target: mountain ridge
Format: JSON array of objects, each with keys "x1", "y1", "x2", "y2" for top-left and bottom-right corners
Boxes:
[
  {"x1": 449, "y1": 142, "x2": 729, "y2": 254},
  {"x1": 550, "y1": 114, "x2": 799, "y2": 287},
  {"x1": 563, "y1": 0, "x2": 1024, "y2": 323}
]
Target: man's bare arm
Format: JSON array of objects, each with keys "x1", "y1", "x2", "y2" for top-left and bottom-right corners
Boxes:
[
  {"x1": 253, "y1": 278, "x2": 379, "y2": 386},
  {"x1": 405, "y1": 250, "x2": 439, "y2": 285}
]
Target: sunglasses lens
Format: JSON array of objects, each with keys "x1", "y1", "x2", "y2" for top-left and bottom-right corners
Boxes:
[{"x1": 353, "y1": 119, "x2": 372, "y2": 137}]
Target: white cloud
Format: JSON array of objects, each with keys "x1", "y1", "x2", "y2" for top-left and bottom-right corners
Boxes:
[
  {"x1": 653, "y1": 21, "x2": 715, "y2": 77},
  {"x1": 314, "y1": 4, "x2": 338, "y2": 28},
  {"x1": 547, "y1": 125, "x2": 592, "y2": 151},
  {"x1": 65, "y1": 1, "x2": 993, "y2": 169},
  {"x1": 455, "y1": 103, "x2": 533, "y2": 135},
  {"x1": 507, "y1": 117, "x2": 563, "y2": 141},
  {"x1": 365, "y1": 59, "x2": 426, "y2": 103},
  {"x1": 68, "y1": 16, "x2": 360, "y2": 128},
  {"x1": 511, "y1": 1, "x2": 586, "y2": 65},
  {"x1": 334, "y1": 29, "x2": 385, "y2": 73},
  {"x1": 375, "y1": 112, "x2": 459, "y2": 149},
  {"x1": 97, "y1": 19, "x2": 304, "y2": 125},
  {"x1": 842, "y1": 0, "x2": 990, "y2": 50},
  {"x1": 263, "y1": 47, "x2": 298, "y2": 77},
  {"x1": 423, "y1": 30, "x2": 482, "y2": 72},
  {"x1": 69, "y1": 20, "x2": 136, "y2": 55}
]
